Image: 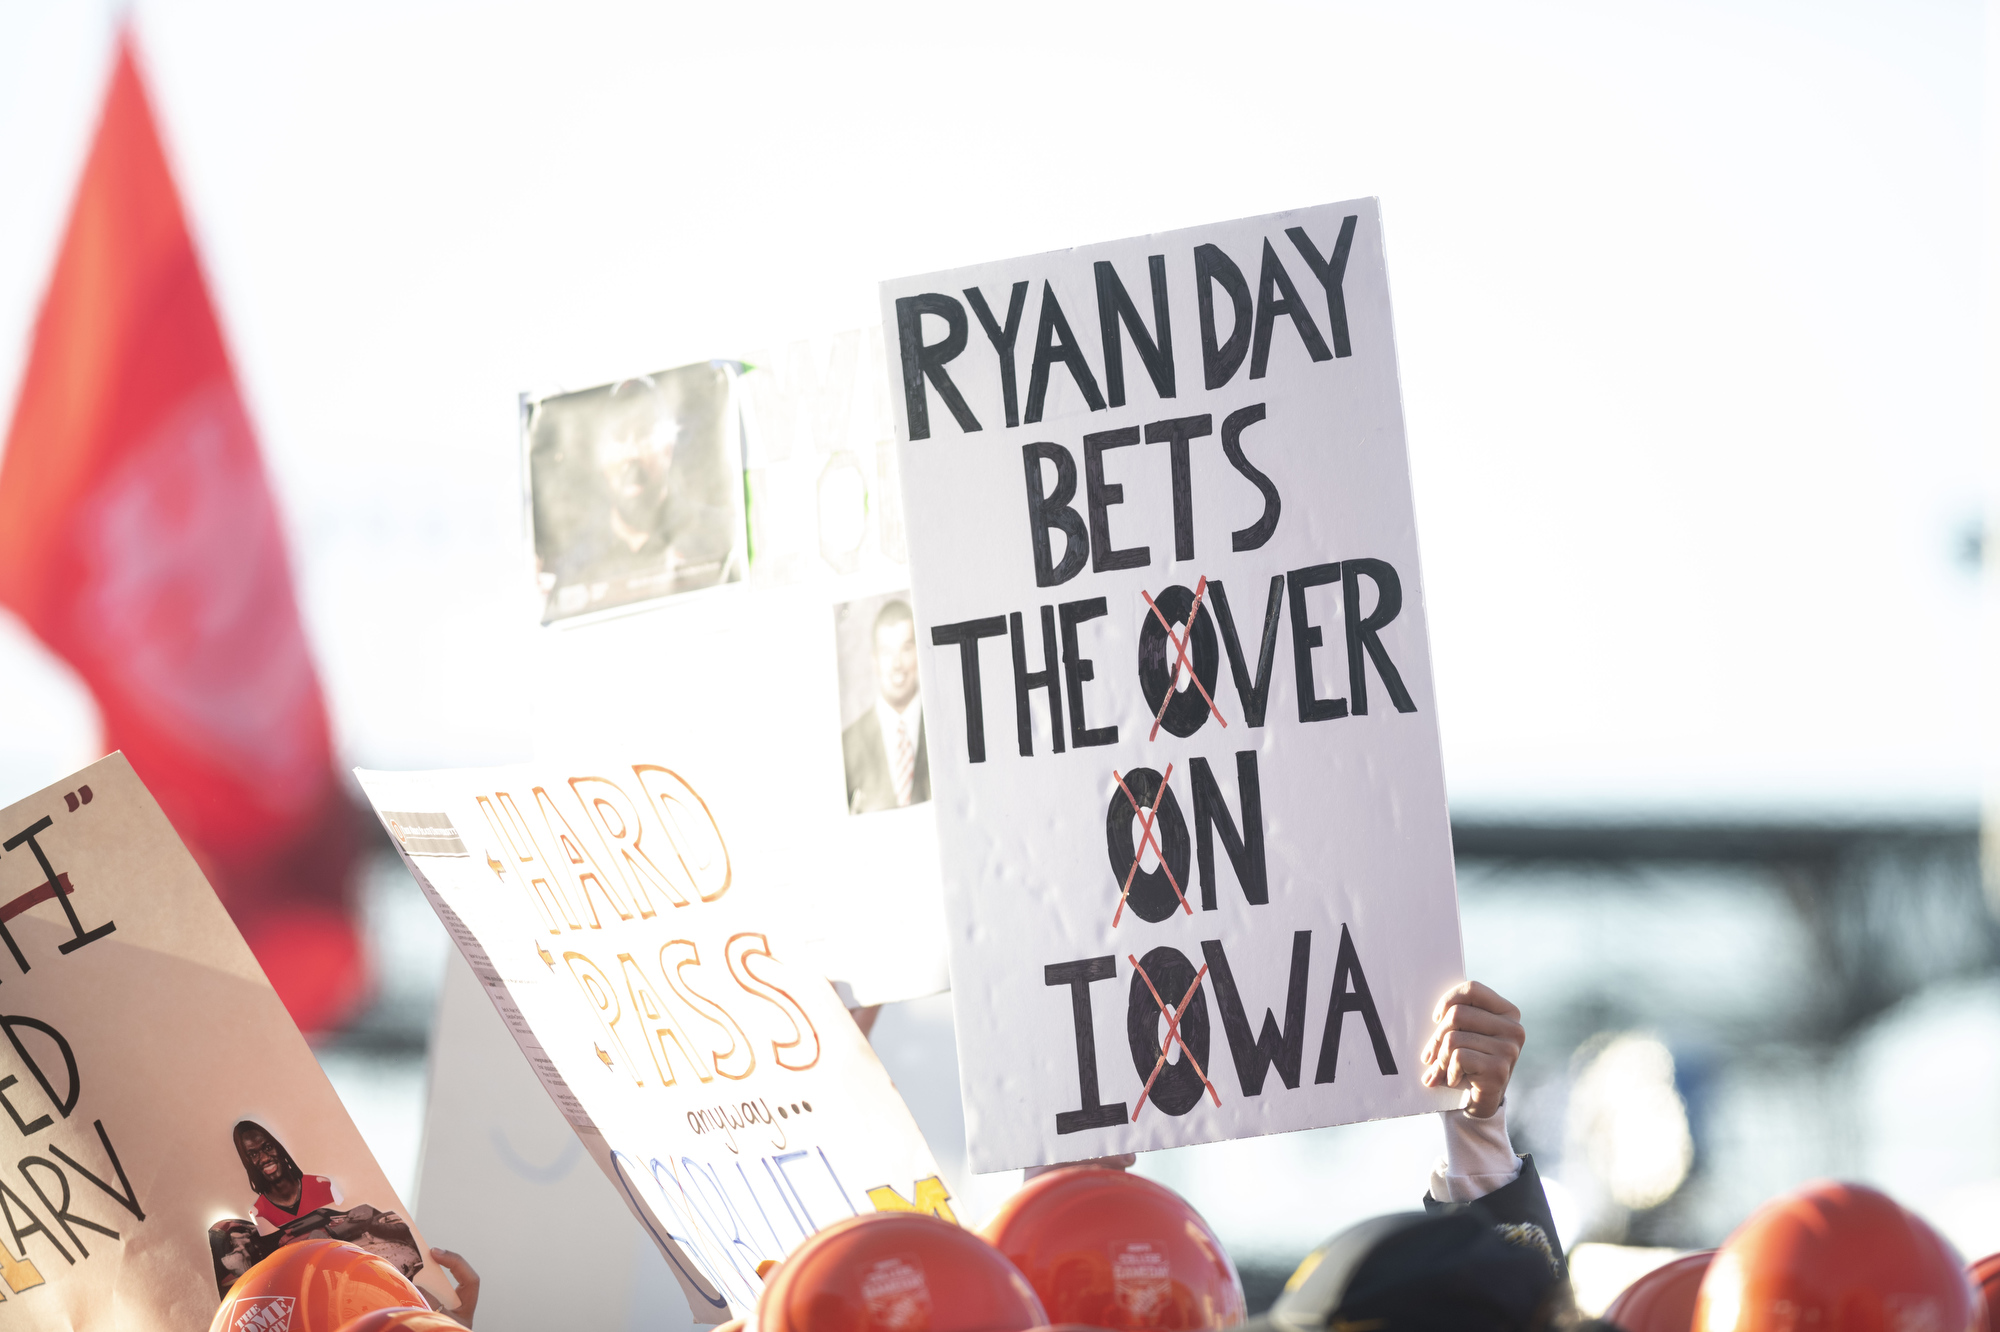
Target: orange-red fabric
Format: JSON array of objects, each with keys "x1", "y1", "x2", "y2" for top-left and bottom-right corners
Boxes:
[
  {"x1": 1605, "y1": 1250, "x2": 1712, "y2": 1332},
  {"x1": 210, "y1": 1240, "x2": 422, "y2": 1332},
  {"x1": 0, "y1": 32, "x2": 362, "y2": 1030},
  {"x1": 760, "y1": 1212, "x2": 1047, "y2": 1332},
  {"x1": 331, "y1": 1309, "x2": 465, "y2": 1332},
  {"x1": 1968, "y1": 1252, "x2": 2000, "y2": 1332},
  {"x1": 1695, "y1": 1182, "x2": 1976, "y2": 1332},
  {"x1": 980, "y1": 1167, "x2": 1245, "y2": 1330}
]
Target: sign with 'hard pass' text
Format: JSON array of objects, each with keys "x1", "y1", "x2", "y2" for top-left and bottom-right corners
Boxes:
[
  {"x1": 354, "y1": 759, "x2": 948, "y2": 1322},
  {"x1": 881, "y1": 199, "x2": 1465, "y2": 1171}
]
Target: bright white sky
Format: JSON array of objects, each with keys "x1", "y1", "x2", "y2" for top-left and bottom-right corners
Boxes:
[{"x1": 0, "y1": 0, "x2": 1982, "y2": 817}]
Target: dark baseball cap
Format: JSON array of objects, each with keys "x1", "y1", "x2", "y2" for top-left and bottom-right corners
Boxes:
[{"x1": 1246, "y1": 1210, "x2": 1561, "y2": 1332}]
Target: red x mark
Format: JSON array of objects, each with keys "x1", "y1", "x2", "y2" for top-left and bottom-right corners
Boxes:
[
  {"x1": 1129, "y1": 955, "x2": 1219, "y2": 1118},
  {"x1": 0, "y1": 872, "x2": 71, "y2": 925},
  {"x1": 1111, "y1": 765, "x2": 1189, "y2": 926},
  {"x1": 1143, "y1": 576, "x2": 1228, "y2": 742}
]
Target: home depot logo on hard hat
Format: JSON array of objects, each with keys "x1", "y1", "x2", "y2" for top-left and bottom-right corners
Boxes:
[
  {"x1": 860, "y1": 1256, "x2": 931, "y2": 1331},
  {"x1": 222, "y1": 1294, "x2": 295, "y2": 1332}
]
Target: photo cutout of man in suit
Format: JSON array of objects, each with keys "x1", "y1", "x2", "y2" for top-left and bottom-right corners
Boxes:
[{"x1": 842, "y1": 598, "x2": 930, "y2": 814}]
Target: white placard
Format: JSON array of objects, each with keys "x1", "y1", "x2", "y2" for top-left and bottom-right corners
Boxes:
[
  {"x1": 526, "y1": 337, "x2": 950, "y2": 1007},
  {"x1": 355, "y1": 759, "x2": 952, "y2": 1320},
  {"x1": 879, "y1": 198, "x2": 1464, "y2": 1172}
]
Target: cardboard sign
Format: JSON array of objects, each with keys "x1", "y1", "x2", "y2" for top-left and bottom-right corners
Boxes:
[
  {"x1": 0, "y1": 754, "x2": 442, "y2": 1328},
  {"x1": 355, "y1": 759, "x2": 951, "y2": 1321},
  {"x1": 527, "y1": 336, "x2": 949, "y2": 1007},
  {"x1": 879, "y1": 199, "x2": 1464, "y2": 1172}
]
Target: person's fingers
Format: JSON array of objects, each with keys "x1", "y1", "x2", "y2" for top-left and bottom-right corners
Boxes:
[
  {"x1": 1431, "y1": 1004, "x2": 1524, "y2": 1042},
  {"x1": 1440, "y1": 1047, "x2": 1512, "y2": 1119},
  {"x1": 1423, "y1": 1025, "x2": 1521, "y2": 1072},
  {"x1": 1431, "y1": 980, "x2": 1521, "y2": 1024},
  {"x1": 1458, "y1": 1054, "x2": 1509, "y2": 1116},
  {"x1": 1441, "y1": 1048, "x2": 1507, "y2": 1092},
  {"x1": 1420, "y1": 1048, "x2": 1500, "y2": 1088},
  {"x1": 429, "y1": 1248, "x2": 480, "y2": 1326},
  {"x1": 1425, "y1": 1030, "x2": 1515, "y2": 1067},
  {"x1": 1426, "y1": 1019, "x2": 1522, "y2": 1055},
  {"x1": 1422, "y1": 1011, "x2": 1524, "y2": 1064},
  {"x1": 430, "y1": 1247, "x2": 475, "y2": 1277}
]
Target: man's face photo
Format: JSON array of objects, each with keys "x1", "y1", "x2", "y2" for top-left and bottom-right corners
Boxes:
[
  {"x1": 528, "y1": 360, "x2": 746, "y2": 623},
  {"x1": 872, "y1": 610, "x2": 918, "y2": 711},
  {"x1": 595, "y1": 383, "x2": 678, "y2": 542},
  {"x1": 838, "y1": 594, "x2": 930, "y2": 816},
  {"x1": 238, "y1": 1127, "x2": 285, "y2": 1189}
]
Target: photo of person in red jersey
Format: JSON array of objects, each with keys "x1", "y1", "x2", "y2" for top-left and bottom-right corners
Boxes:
[
  {"x1": 205, "y1": 1121, "x2": 423, "y2": 1297},
  {"x1": 235, "y1": 1120, "x2": 338, "y2": 1231}
]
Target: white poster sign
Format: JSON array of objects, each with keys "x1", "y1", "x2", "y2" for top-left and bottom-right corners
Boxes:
[
  {"x1": 525, "y1": 338, "x2": 950, "y2": 1007},
  {"x1": 354, "y1": 759, "x2": 951, "y2": 1320},
  {"x1": 880, "y1": 199, "x2": 1464, "y2": 1172}
]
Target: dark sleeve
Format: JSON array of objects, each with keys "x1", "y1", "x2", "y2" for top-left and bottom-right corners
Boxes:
[{"x1": 1420, "y1": 1152, "x2": 1566, "y2": 1277}]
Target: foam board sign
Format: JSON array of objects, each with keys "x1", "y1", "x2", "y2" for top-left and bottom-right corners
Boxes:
[
  {"x1": 879, "y1": 198, "x2": 1465, "y2": 1171},
  {"x1": 356, "y1": 758, "x2": 952, "y2": 1321},
  {"x1": 525, "y1": 342, "x2": 949, "y2": 1007},
  {"x1": 0, "y1": 753, "x2": 444, "y2": 1328}
]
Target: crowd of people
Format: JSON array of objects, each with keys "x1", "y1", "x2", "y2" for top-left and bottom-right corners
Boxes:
[{"x1": 212, "y1": 981, "x2": 1997, "y2": 1332}]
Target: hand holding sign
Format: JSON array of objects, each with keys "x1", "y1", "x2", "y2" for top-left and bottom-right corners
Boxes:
[{"x1": 1421, "y1": 982, "x2": 1525, "y2": 1120}]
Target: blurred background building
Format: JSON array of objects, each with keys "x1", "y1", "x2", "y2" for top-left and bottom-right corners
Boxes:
[{"x1": 0, "y1": 0, "x2": 1988, "y2": 1323}]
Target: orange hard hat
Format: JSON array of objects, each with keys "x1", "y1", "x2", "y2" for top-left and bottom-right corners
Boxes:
[
  {"x1": 1969, "y1": 1252, "x2": 2000, "y2": 1332},
  {"x1": 209, "y1": 1239, "x2": 426, "y2": 1332},
  {"x1": 759, "y1": 1211, "x2": 1048, "y2": 1332},
  {"x1": 980, "y1": 1166, "x2": 1245, "y2": 1329},
  {"x1": 331, "y1": 1309, "x2": 464, "y2": 1332},
  {"x1": 1694, "y1": 1182, "x2": 1976, "y2": 1332},
  {"x1": 1604, "y1": 1250, "x2": 1714, "y2": 1332}
]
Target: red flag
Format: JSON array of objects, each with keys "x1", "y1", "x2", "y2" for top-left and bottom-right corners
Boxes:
[{"x1": 0, "y1": 33, "x2": 365, "y2": 1031}]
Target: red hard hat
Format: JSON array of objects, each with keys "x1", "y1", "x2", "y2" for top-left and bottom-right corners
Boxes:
[
  {"x1": 758, "y1": 1211, "x2": 1048, "y2": 1332},
  {"x1": 1968, "y1": 1252, "x2": 2000, "y2": 1332},
  {"x1": 332, "y1": 1309, "x2": 464, "y2": 1332},
  {"x1": 980, "y1": 1167, "x2": 1245, "y2": 1329},
  {"x1": 209, "y1": 1239, "x2": 425, "y2": 1332},
  {"x1": 1694, "y1": 1182, "x2": 1976, "y2": 1332},
  {"x1": 1604, "y1": 1251, "x2": 1714, "y2": 1332}
]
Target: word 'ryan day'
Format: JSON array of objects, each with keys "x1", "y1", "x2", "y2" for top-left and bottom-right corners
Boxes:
[{"x1": 893, "y1": 215, "x2": 1361, "y2": 439}]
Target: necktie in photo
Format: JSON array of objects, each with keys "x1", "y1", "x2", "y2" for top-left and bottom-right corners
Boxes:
[{"x1": 894, "y1": 715, "x2": 915, "y2": 807}]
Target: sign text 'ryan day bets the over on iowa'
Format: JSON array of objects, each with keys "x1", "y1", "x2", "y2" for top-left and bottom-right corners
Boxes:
[
  {"x1": 883, "y1": 199, "x2": 1464, "y2": 1168},
  {"x1": 362, "y1": 763, "x2": 951, "y2": 1320}
]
